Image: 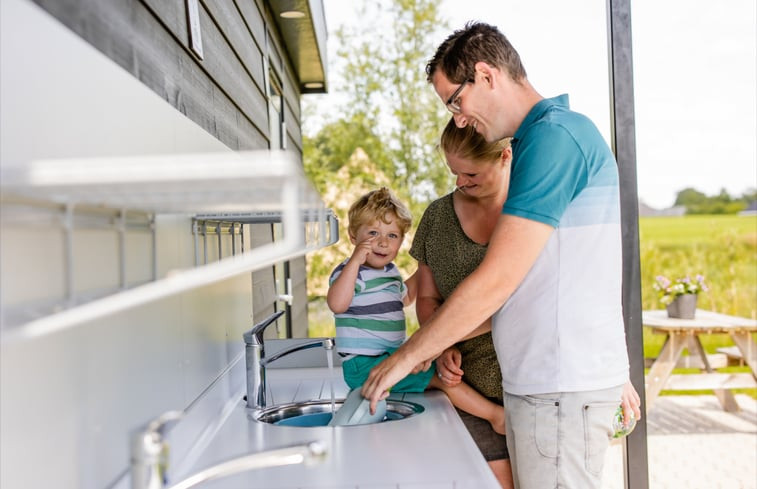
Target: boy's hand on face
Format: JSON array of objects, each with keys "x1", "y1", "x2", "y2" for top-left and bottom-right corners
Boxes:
[{"x1": 350, "y1": 236, "x2": 375, "y2": 265}]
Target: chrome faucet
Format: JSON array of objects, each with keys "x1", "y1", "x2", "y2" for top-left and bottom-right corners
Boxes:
[
  {"x1": 243, "y1": 311, "x2": 335, "y2": 410},
  {"x1": 131, "y1": 410, "x2": 183, "y2": 489},
  {"x1": 130, "y1": 409, "x2": 327, "y2": 489}
]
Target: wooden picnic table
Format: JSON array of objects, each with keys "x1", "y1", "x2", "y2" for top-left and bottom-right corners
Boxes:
[{"x1": 642, "y1": 309, "x2": 757, "y2": 412}]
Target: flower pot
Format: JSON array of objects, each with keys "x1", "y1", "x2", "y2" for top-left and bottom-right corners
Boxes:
[{"x1": 666, "y1": 294, "x2": 697, "y2": 319}]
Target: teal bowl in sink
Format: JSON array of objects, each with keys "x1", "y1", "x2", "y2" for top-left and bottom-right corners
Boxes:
[
  {"x1": 257, "y1": 398, "x2": 424, "y2": 427},
  {"x1": 275, "y1": 412, "x2": 333, "y2": 427},
  {"x1": 274, "y1": 410, "x2": 411, "y2": 427}
]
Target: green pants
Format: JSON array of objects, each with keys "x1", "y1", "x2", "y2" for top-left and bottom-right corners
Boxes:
[{"x1": 341, "y1": 347, "x2": 436, "y2": 392}]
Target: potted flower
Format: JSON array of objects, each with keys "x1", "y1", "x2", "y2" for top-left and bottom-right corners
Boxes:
[{"x1": 653, "y1": 274, "x2": 708, "y2": 319}]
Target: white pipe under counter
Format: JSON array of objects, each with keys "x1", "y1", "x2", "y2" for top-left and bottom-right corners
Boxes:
[{"x1": 172, "y1": 366, "x2": 501, "y2": 489}]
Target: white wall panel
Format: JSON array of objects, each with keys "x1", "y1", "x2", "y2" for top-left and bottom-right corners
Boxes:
[
  {"x1": 0, "y1": 226, "x2": 66, "y2": 306},
  {"x1": 0, "y1": 1, "x2": 258, "y2": 488}
]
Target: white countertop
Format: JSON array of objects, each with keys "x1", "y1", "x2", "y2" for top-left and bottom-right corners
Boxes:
[{"x1": 171, "y1": 367, "x2": 501, "y2": 489}]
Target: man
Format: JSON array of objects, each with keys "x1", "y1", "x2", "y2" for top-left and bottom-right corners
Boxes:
[{"x1": 362, "y1": 22, "x2": 640, "y2": 488}]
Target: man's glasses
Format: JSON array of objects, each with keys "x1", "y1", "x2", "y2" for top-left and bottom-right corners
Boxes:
[{"x1": 445, "y1": 79, "x2": 472, "y2": 114}]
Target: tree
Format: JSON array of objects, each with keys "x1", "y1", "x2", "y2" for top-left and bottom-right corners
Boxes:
[
  {"x1": 740, "y1": 188, "x2": 756, "y2": 204},
  {"x1": 674, "y1": 187, "x2": 707, "y2": 208},
  {"x1": 673, "y1": 187, "x2": 749, "y2": 214},
  {"x1": 380, "y1": 0, "x2": 454, "y2": 204},
  {"x1": 302, "y1": 0, "x2": 454, "y2": 328},
  {"x1": 303, "y1": 115, "x2": 393, "y2": 197},
  {"x1": 304, "y1": 0, "x2": 453, "y2": 217},
  {"x1": 306, "y1": 147, "x2": 396, "y2": 297}
]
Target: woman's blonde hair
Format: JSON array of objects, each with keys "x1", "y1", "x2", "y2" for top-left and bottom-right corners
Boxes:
[
  {"x1": 348, "y1": 187, "x2": 412, "y2": 238},
  {"x1": 439, "y1": 117, "x2": 511, "y2": 164}
]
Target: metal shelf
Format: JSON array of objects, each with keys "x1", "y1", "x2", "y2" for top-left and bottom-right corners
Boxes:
[
  {"x1": 0, "y1": 150, "x2": 337, "y2": 343},
  {"x1": 1, "y1": 150, "x2": 322, "y2": 214}
]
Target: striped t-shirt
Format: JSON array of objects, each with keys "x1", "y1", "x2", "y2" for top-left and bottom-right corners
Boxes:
[{"x1": 329, "y1": 261, "x2": 407, "y2": 356}]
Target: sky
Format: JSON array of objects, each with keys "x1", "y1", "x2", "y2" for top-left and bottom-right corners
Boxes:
[{"x1": 313, "y1": 0, "x2": 756, "y2": 209}]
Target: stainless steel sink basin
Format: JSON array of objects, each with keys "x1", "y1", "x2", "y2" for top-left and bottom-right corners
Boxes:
[{"x1": 255, "y1": 399, "x2": 424, "y2": 426}]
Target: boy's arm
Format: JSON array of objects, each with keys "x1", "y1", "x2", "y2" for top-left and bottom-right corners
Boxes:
[
  {"x1": 326, "y1": 259, "x2": 361, "y2": 313},
  {"x1": 326, "y1": 236, "x2": 374, "y2": 313}
]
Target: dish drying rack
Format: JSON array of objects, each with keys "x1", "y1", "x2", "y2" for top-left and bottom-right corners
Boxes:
[{"x1": 0, "y1": 150, "x2": 338, "y2": 343}]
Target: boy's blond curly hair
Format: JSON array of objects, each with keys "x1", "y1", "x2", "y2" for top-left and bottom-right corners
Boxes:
[{"x1": 347, "y1": 187, "x2": 412, "y2": 238}]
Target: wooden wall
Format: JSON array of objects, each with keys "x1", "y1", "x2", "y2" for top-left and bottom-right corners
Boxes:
[
  {"x1": 29, "y1": 0, "x2": 312, "y2": 334},
  {"x1": 30, "y1": 0, "x2": 304, "y2": 153}
]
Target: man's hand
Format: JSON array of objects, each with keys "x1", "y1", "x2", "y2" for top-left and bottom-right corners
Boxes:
[
  {"x1": 621, "y1": 380, "x2": 642, "y2": 424},
  {"x1": 435, "y1": 347, "x2": 463, "y2": 386},
  {"x1": 410, "y1": 358, "x2": 433, "y2": 374},
  {"x1": 361, "y1": 349, "x2": 417, "y2": 414}
]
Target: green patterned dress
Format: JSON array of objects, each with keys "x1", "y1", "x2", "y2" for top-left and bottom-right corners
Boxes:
[{"x1": 410, "y1": 192, "x2": 508, "y2": 461}]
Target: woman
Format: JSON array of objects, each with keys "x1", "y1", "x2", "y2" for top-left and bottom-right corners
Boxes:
[{"x1": 410, "y1": 118, "x2": 514, "y2": 488}]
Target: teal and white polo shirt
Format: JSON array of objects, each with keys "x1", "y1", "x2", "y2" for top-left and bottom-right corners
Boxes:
[{"x1": 492, "y1": 94, "x2": 630, "y2": 395}]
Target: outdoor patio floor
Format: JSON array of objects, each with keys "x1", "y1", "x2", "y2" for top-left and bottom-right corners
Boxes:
[{"x1": 602, "y1": 394, "x2": 757, "y2": 489}]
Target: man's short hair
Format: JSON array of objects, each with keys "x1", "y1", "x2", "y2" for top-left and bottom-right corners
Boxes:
[{"x1": 426, "y1": 22, "x2": 527, "y2": 84}]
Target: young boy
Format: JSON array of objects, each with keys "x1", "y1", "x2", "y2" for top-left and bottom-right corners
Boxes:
[{"x1": 327, "y1": 187, "x2": 505, "y2": 435}]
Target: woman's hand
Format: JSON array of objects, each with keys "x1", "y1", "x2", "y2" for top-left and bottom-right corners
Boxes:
[{"x1": 435, "y1": 346, "x2": 463, "y2": 386}]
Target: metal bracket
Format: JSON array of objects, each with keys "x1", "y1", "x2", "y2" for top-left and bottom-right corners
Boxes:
[{"x1": 186, "y1": 0, "x2": 204, "y2": 59}]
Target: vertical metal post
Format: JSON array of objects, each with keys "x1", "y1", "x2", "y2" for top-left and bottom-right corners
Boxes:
[
  {"x1": 318, "y1": 206, "x2": 327, "y2": 246},
  {"x1": 240, "y1": 223, "x2": 245, "y2": 253},
  {"x1": 606, "y1": 1, "x2": 650, "y2": 488},
  {"x1": 231, "y1": 222, "x2": 237, "y2": 256},
  {"x1": 118, "y1": 209, "x2": 127, "y2": 289},
  {"x1": 216, "y1": 222, "x2": 223, "y2": 260},
  {"x1": 150, "y1": 215, "x2": 157, "y2": 281},
  {"x1": 202, "y1": 222, "x2": 208, "y2": 265},
  {"x1": 192, "y1": 219, "x2": 200, "y2": 267},
  {"x1": 284, "y1": 263, "x2": 292, "y2": 338},
  {"x1": 63, "y1": 203, "x2": 75, "y2": 306}
]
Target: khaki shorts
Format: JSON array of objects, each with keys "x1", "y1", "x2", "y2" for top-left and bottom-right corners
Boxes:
[{"x1": 504, "y1": 385, "x2": 623, "y2": 489}]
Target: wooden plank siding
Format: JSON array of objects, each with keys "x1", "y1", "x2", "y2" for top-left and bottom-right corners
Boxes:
[
  {"x1": 238, "y1": 0, "x2": 268, "y2": 52},
  {"x1": 28, "y1": 0, "x2": 313, "y2": 152},
  {"x1": 284, "y1": 102, "x2": 303, "y2": 154},
  {"x1": 250, "y1": 223, "x2": 278, "y2": 332},
  {"x1": 282, "y1": 61, "x2": 302, "y2": 120},
  {"x1": 266, "y1": 24, "x2": 285, "y2": 75},
  {"x1": 141, "y1": 0, "x2": 270, "y2": 146},
  {"x1": 29, "y1": 0, "x2": 317, "y2": 337},
  {"x1": 263, "y1": 8, "x2": 303, "y2": 151},
  {"x1": 289, "y1": 256, "x2": 309, "y2": 337}
]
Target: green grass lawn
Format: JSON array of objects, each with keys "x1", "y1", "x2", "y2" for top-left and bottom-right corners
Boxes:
[
  {"x1": 640, "y1": 214, "x2": 756, "y2": 318},
  {"x1": 640, "y1": 214, "x2": 756, "y2": 243},
  {"x1": 641, "y1": 214, "x2": 756, "y2": 398}
]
